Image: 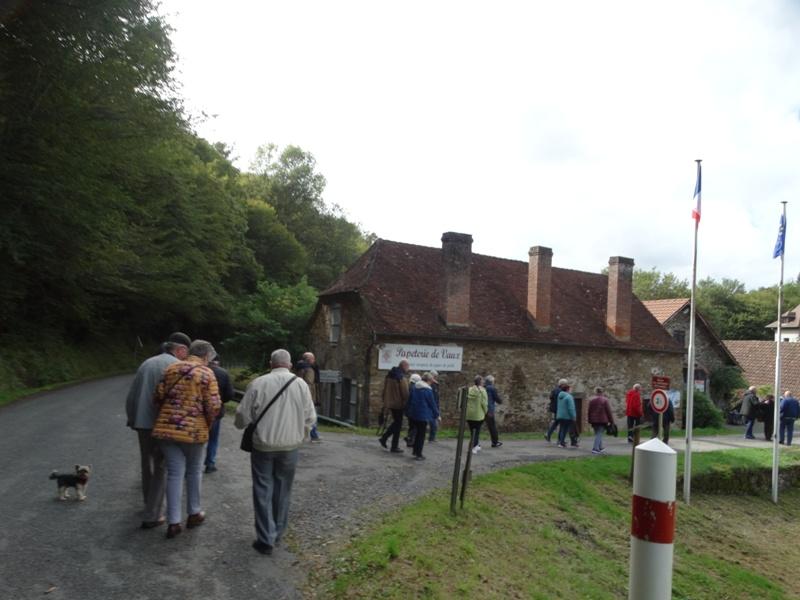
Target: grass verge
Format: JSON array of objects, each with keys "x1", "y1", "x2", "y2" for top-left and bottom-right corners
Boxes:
[{"x1": 319, "y1": 448, "x2": 800, "y2": 599}]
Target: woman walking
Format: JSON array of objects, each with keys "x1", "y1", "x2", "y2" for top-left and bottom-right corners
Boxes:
[
  {"x1": 467, "y1": 376, "x2": 488, "y2": 454},
  {"x1": 153, "y1": 340, "x2": 221, "y2": 538},
  {"x1": 556, "y1": 383, "x2": 576, "y2": 449},
  {"x1": 587, "y1": 387, "x2": 614, "y2": 455},
  {"x1": 406, "y1": 373, "x2": 439, "y2": 460}
]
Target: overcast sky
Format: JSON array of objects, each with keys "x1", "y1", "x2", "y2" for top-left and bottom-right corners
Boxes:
[{"x1": 160, "y1": 0, "x2": 800, "y2": 289}]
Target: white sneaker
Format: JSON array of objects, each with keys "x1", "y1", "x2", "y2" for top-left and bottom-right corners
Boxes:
[{"x1": 471, "y1": 447, "x2": 479, "y2": 455}]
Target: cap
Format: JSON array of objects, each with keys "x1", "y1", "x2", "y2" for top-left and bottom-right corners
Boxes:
[{"x1": 167, "y1": 332, "x2": 191, "y2": 347}]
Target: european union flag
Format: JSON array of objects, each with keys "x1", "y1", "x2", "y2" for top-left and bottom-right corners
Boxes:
[{"x1": 773, "y1": 213, "x2": 786, "y2": 259}]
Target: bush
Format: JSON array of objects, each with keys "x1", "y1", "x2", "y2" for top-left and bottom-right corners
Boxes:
[{"x1": 692, "y1": 390, "x2": 725, "y2": 428}]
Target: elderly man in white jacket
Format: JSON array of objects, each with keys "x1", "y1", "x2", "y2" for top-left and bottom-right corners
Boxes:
[{"x1": 235, "y1": 348, "x2": 316, "y2": 556}]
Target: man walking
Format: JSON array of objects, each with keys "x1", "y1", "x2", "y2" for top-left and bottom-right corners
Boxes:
[
  {"x1": 295, "y1": 352, "x2": 321, "y2": 442},
  {"x1": 235, "y1": 349, "x2": 316, "y2": 555},
  {"x1": 204, "y1": 355, "x2": 236, "y2": 473},
  {"x1": 779, "y1": 390, "x2": 800, "y2": 446},
  {"x1": 741, "y1": 386, "x2": 759, "y2": 440},
  {"x1": 588, "y1": 387, "x2": 614, "y2": 454},
  {"x1": 625, "y1": 383, "x2": 643, "y2": 443},
  {"x1": 126, "y1": 332, "x2": 191, "y2": 529},
  {"x1": 378, "y1": 359, "x2": 410, "y2": 453},
  {"x1": 545, "y1": 379, "x2": 568, "y2": 443},
  {"x1": 484, "y1": 375, "x2": 503, "y2": 448}
]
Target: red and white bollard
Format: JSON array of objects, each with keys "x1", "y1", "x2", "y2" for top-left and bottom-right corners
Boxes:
[{"x1": 628, "y1": 438, "x2": 677, "y2": 600}]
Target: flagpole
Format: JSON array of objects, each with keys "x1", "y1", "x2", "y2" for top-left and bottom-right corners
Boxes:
[
  {"x1": 683, "y1": 159, "x2": 701, "y2": 505},
  {"x1": 772, "y1": 201, "x2": 787, "y2": 504}
]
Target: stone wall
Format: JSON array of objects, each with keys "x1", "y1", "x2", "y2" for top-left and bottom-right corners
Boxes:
[{"x1": 309, "y1": 300, "x2": 684, "y2": 431}]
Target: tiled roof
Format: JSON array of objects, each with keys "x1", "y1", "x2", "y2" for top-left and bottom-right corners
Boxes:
[
  {"x1": 642, "y1": 298, "x2": 739, "y2": 367},
  {"x1": 724, "y1": 340, "x2": 800, "y2": 394},
  {"x1": 641, "y1": 299, "x2": 690, "y2": 324},
  {"x1": 321, "y1": 239, "x2": 682, "y2": 354},
  {"x1": 766, "y1": 303, "x2": 800, "y2": 329}
]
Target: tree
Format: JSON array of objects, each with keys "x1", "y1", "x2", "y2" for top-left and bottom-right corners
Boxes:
[{"x1": 632, "y1": 268, "x2": 690, "y2": 300}]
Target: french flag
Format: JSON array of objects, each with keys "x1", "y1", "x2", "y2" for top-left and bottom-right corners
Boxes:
[{"x1": 691, "y1": 161, "x2": 701, "y2": 224}]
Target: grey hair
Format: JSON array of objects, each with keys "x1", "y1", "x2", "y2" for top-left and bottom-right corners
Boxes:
[
  {"x1": 558, "y1": 378, "x2": 568, "y2": 386},
  {"x1": 474, "y1": 375, "x2": 483, "y2": 385},
  {"x1": 189, "y1": 340, "x2": 216, "y2": 361},
  {"x1": 485, "y1": 375, "x2": 495, "y2": 384},
  {"x1": 303, "y1": 351, "x2": 315, "y2": 361},
  {"x1": 422, "y1": 372, "x2": 432, "y2": 382},
  {"x1": 270, "y1": 349, "x2": 292, "y2": 367},
  {"x1": 595, "y1": 386, "x2": 603, "y2": 394}
]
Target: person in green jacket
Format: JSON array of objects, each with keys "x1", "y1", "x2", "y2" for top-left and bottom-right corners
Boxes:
[
  {"x1": 467, "y1": 375, "x2": 488, "y2": 454},
  {"x1": 556, "y1": 384, "x2": 577, "y2": 449}
]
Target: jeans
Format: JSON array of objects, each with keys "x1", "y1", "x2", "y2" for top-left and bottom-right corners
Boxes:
[
  {"x1": 744, "y1": 417, "x2": 756, "y2": 438},
  {"x1": 546, "y1": 414, "x2": 559, "y2": 439},
  {"x1": 380, "y1": 409, "x2": 405, "y2": 450},
  {"x1": 485, "y1": 413, "x2": 499, "y2": 445},
  {"x1": 780, "y1": 418, "x2": 796, "y2": 446},
  {"x1": 160, "y1": 440, "x2": 205, "y2": 525},
  {"x1": 467, "y1": 420, "x2": 483, "y2": 448},
  {"x1": 251, "y1": 449, "x2": 299, "y2": 546},
  {"x1": 137, "y1": 430, "x2": 166, "y2": 522},
  {"x1": 592, "y1": 424, "x2": 605, "y2": 452},
  {"x1": 627, "y1": 416, "x2": 641, "y2": 441},
  {"x1": 429, "y1": 417, "x2": 438, "y2": 441},
  {"x1": 558, "y1": 419, "x2": 573, "y2": 445},
  {"x1": 410, "y1": 419, "x2": 428, "y2": 457},
  {"x1": 205, "y1": 419, "x2": 222, "y2": 467}
]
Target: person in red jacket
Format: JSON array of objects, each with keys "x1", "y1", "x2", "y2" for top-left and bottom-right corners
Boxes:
[{"x1": 625, "y1": 383, "x2": 643, "y2": 443}]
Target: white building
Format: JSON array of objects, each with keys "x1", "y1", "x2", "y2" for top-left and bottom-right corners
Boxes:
[{"x1": 766, "y1": 303, "x2": 800, "y2": 343}]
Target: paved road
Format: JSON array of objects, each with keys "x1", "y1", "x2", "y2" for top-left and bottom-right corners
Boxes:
[{"x1": 0, "y1": 376, "x2": 766, "y2": 599}]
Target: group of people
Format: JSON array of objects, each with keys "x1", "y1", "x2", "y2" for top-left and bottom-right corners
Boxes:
[
  {"x1": 740, "y1": 386, "x2": 799, "y2": 445},
  {"x1": 126, "y1": 332, "x2": 317, "y2": 556},
  {"x1": 378, "y1": 361, "x2": 504, "y2": 460}
]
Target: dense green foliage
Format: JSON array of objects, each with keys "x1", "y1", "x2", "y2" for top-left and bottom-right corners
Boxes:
[
  {"x1": 0, "y1": 1, "x2": 369, "y2": 390},
  {"x1": 692, "y1": 390, "x2": 725, "y2": 428},
  {"x1": 632, "y1": 268, "x2": 800, "y2": 340}
]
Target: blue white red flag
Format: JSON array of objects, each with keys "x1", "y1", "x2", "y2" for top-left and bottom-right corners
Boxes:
[
  {"x1": 691, "y1": 163, "x2": 701, "y2": 224},
  {"x1": 774, "y1": 213, "x2": 786, "y2": 259}
]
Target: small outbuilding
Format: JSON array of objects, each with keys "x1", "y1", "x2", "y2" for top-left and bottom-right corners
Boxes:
[{"x1": 307, "y1": 233, "x2": 684, "y2": 432}]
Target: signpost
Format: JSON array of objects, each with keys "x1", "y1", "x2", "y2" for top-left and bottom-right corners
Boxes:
[
  {"x1": 651, "y1": 375, "x2": 670, "y2": 390},
  {"x1": 650, "y1": 389, "x2": 669, "y2": 442}
]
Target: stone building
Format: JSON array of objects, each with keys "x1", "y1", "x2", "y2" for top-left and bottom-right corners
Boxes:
[
  {"x1": 723, "y1": 340, "x2": 800, "y2": 396},
  {"x1": 642, "y1": 299, "x2": 740, "y2": 407},
  {"x1": 307, "y1": 233, "x2": 684, "y2": 432}
]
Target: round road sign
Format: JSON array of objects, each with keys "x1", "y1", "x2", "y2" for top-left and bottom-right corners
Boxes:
[{"x1": 650, "y1": 389, "x2": 669, "y2": 414}]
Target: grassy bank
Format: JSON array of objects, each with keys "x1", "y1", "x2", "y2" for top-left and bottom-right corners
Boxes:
[
  {"x1": 0, "y1": 337, "x2": 142, "y2": 407},
  {"x1": 320, "y1": 448, "x2": 800, "y2": 599}
]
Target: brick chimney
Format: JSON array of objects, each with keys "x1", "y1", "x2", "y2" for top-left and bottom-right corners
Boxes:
[
  {"x1": 528, "y1": 246, "x2": 552, "y2": 329},
  {"x1": 441, "y1": 232, "x2": 473, "y2": 327},
  {"x1": 607, "y1": 256, "x2": 634, "y2": 340}
]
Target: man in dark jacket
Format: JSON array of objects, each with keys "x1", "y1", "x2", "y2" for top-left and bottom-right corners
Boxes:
[
  {"x1": 545, "y1": 379, "x2": 567, "y2": 443},
  {"x1": 378, "y1": 360, "x2": 410, "y2": 453},
  {"x1": 779, "y1": 391, "x2": 800, "y2": 446},
  {"x1": 204, "y1": 355, "x2": 236, "y2": 473},
  {"x1": 741, "y1": 386, "x2": 759, "y2": 440},
  {"x1": 484, "y1": 375, "x2": 503, "y2": 448}
]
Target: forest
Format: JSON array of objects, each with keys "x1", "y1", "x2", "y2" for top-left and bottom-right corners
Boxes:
[
  {"x1": 0, "y1": 1, "x2": 793, "y2": 396},
  {"x1": 0, "y1": 0, "x2": 369, "y2": 393}
]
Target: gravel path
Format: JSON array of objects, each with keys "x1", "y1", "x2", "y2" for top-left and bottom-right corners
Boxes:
[{"x1": 0, "y1": 375, "x2": 763, "y2": 599}]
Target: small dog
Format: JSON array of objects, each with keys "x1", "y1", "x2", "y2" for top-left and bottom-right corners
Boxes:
[{"x1": 50, "y1": 465, "x2": 91, "y2": 501}]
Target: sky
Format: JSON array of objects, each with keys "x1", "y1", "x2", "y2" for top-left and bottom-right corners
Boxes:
[{"x1": 159, "y1": 0, "x2": 800, "y2": 289}]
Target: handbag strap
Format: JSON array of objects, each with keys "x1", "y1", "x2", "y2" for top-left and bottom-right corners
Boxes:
[
  {"x1": 160, "y1": 365, "x2": 199, "y2": 400},
  {"x1": 251, "y1": 376, "x2": 298, "y2": 428}
]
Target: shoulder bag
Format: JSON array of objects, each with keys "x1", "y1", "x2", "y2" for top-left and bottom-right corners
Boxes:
[{"x1": 240, "y1": 376, "x2": 298, "y2": 452}]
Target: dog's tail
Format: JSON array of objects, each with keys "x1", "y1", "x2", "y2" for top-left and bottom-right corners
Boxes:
[{"x1": 49, "y1": 470, "x2": 59, "y2": 479}]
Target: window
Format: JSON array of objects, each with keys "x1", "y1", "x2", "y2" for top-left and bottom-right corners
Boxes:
[
  {"x1": 673, "y1": 330, "x2": 686, "y2": 347},
  {"x1": 329, "y1": 304, "x2": 341, "y2": 343}
]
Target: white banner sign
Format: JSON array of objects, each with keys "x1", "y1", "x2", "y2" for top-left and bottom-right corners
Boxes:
[{"x1": 377, "y1": 343, "x2": 463, "y2": 372}]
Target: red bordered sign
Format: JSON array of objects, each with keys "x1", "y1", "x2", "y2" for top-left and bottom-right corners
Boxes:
[{"x1": 650, "y1": 389, "x2": 669, "y2": 414}]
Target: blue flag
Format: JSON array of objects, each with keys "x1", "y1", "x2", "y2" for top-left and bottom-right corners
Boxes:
[{"x1": 774, "y1": 213, "x2": 786, "y2": 259}]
